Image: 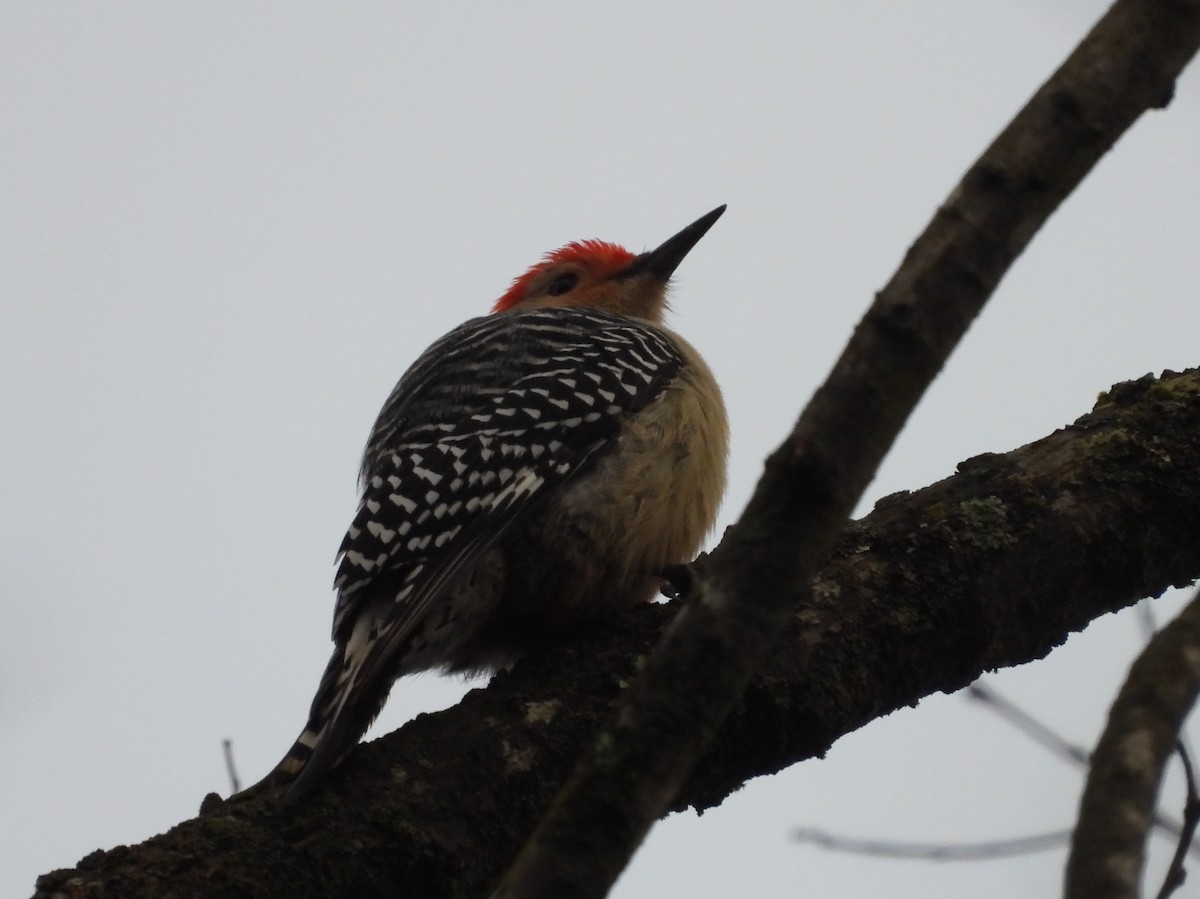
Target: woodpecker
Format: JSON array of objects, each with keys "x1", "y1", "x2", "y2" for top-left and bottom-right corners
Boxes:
[{"x1": 257, "y1": 206, "x2": 729, "y2": 800}]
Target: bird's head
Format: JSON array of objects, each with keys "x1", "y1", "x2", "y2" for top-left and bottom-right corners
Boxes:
[{"x1": 493, "y1": 205, "x2": 726, "y2": 323}]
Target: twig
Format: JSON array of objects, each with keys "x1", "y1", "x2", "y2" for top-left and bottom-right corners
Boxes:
[
  {"x1": 968, "y1": 682, "x2": 1200, "y2": 860},
  {"x1": 223, "y1": 739, "x2": 241, "y2": 796},
  {"x1": 793, "y1": 827, "x2": 1070, "y2": 861},
  {"x1": 967, "y1": 683, "x2": 1089, "y2": 766},
  {"x1": 1156, "y1": 742, "x2": 1200, "y2": 899},
  {"x1": 1139, "y1": 598, "x2": 1159, "y2": 642},
  {"x1": 1065, "y1": 589, "x2": 1200, "y2": 899}
]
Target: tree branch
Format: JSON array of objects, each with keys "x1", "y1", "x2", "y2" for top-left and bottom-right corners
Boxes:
[
  {"x1": 34, "y1": 367, "x2": 1200, "y2": 898},
  {"x1": 1156, "y1": 746, "x2": 1200, "y2": 899},
  {"x1": 494, "y1": 0, "x2": 1200, "y2": 894},
  {"x1": 1065, "y1": 587, "x2": 1200, "y2": 899},
  {"x1": 792, "y1": 828, "x2": 1071, "y2": 862},
  {"x1": 968, "y1": 683, "x2": 1200, "y2": 859}
]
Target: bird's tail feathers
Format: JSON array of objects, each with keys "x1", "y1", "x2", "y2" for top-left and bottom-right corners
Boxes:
[{"x1": 243, "y1": 607, "x2": 397, "y2": 802}]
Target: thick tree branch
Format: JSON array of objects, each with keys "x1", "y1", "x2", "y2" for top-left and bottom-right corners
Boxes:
[
  {"x1": 1065, "y1": 588, "x2": 1200, "y2": 899},
  {"x1": 495, "y1": 1, "x2": 1200, "y2": 895},
  {"x1": 34, "y1": 368, "x2": 1200, "y2": 898}
]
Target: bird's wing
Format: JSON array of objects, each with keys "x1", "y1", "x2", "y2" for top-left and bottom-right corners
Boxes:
[{"x1": 327, "y1": 307, "x2": 684, "y2": 699}]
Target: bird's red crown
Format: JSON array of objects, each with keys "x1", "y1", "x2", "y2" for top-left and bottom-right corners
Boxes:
[{"x1": 493, "y1": 240, "x2": 636, "y2": 313}]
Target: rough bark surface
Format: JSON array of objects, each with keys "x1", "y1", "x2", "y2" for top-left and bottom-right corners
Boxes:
[{"x1": 33, "y1": 368, "x2": 1200, "y2": 899}]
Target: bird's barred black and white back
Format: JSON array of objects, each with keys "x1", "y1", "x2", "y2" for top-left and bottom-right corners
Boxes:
[{"x1": 267, "y1": 307, "x2": 684, "y2": 798}]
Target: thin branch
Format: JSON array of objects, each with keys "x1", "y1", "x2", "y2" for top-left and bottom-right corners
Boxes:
[
  {"x1": 222, "y1": 739, "x2": 241, "y2": 796},
  {"x1": 1065, "y1": 588, "x2": 1200, "y2": 899},
  {"x1": 1139, "y1": 598, "x2": 1159, "y2": 642},
  {"x1": 495, "y1": 2, "x2": 1200, "y2": 895},
  {"x1": 1155, "y1": 742, "x2": 1200, "y2": 899},
  {"x1": 968, "y1": 682, "x2": 1200, "y2": 860},
  {"x1": 793, "y1": 827, "x2": 1071, "y2": 861},
  {"x1": 796, "y1": 684, "x2": 1200, "y2": 871},
  {"x1": 967, "y1": 683, "x2": 1090, "y2": 767}
]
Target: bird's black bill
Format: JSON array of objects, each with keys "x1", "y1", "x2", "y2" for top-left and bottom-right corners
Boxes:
[{"x1": 615, "y1": 204, "x2": 726, "y2": 282}]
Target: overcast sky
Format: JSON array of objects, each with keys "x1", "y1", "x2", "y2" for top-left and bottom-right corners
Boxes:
[{"x1": 4, "y1": 3, "x2": 1199, "y2": 897}]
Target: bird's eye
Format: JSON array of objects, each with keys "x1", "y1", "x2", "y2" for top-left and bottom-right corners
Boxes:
[{"x1": 547, "y1": 273, "x2": 579, "y2": 296}]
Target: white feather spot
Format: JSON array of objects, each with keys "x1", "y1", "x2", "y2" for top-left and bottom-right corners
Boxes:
[
  {"x1": 413, "y1": 465, "x2": 443, "y2": 485},
  {"x1": 389, "y1": 493, "x2": 418, "y2": 513},
  {"x1": 344, "y1": 550, "x2": 375, "y2": 571},
  {"x1": 366, "y1": 521, "x2": 396, "y2": 543},
  {"x1": 434, "y1": 525, "x2": 461, "y2": 547}
]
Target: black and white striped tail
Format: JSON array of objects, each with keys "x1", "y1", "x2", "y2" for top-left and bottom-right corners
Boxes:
[{"x1": 244, "y1": 642, "x2": 381, "y2": 802}]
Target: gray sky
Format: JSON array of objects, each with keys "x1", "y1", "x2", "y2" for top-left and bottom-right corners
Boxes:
[{"x1": 4, "y1": 3, "x2": 1199, "y2": 896}]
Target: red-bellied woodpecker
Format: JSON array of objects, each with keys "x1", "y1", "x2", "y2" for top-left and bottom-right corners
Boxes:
[{"x1": 257, "y1": 206, "x2": 729, "y2": 800}]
